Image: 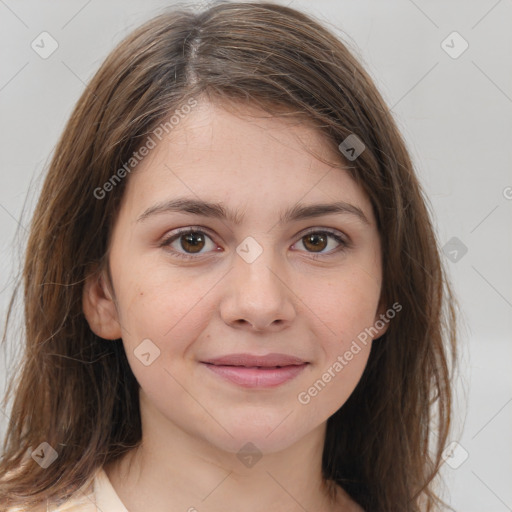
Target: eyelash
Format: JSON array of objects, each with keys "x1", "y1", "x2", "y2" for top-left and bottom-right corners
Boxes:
[{"x1": 159, "y1": 226, "x2": 350, "y2": 261}]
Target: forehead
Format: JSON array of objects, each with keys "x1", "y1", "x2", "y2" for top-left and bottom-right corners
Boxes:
[{"x1": 121, "y1": 100, "x2": 374, "y2": 224}]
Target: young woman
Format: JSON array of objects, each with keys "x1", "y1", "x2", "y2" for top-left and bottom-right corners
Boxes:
[{"x1": 0, "y1": 2, "x2": 458, "y2": 511}]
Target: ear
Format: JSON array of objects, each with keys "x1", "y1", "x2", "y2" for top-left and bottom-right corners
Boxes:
[
  {"x1": 372, "y1": 296, "x2": 390, "y2": 340},
  {"x1": 82, "y1": 268, "x2": 122, "y2": 340}
]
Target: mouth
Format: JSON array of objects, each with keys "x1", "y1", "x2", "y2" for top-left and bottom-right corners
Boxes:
[{"x1": 200, "y1": 353, "x2": 309, "y2": 388}]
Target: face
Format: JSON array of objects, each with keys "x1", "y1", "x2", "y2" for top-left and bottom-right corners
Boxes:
[{"x1": 84, "y1": 99, "x2": 388, "y2": 456}]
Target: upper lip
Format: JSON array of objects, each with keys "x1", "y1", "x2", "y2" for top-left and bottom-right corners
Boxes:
[{"x1": 201, "y1": 353, "x2": 308, "y2": 367}]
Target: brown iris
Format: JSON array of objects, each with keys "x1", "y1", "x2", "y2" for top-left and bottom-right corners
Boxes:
[
  {"x1": 302, "y1": 232, "x2": 328, "y2": 252},
  {"x1": 180, "y1": 232, "x2": 206, "y2": 253}
]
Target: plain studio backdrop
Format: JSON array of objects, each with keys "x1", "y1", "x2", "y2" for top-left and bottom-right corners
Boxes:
[{"x1": 0, "y1": 1, "x2": 511, "y2": 510}]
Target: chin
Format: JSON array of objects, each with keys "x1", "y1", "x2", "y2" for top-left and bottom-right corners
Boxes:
[{"x1": 200, "y1": 411, "x2": 311, "y2": 456}]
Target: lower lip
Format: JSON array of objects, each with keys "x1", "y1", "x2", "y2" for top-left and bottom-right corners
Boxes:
[{"x1": 202, "y1": 363, "x2": 308, "y2": 388}]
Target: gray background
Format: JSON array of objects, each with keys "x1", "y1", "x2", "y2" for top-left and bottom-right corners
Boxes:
[{"x1": 1, "y1": 1, "x2": 511, "y2": 510}]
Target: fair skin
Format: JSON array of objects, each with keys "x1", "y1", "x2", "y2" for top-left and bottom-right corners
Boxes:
[{"x1": 84, "y1": 99, "x2": 387, "y2": 512}]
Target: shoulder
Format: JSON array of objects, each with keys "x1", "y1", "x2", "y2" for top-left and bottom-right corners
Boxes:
[
  {"x1": 5, "y1": 466, "x2": 127, "y2": 512},
  {"x1": 5, "y1": 496, "x2": 94, "y2": 512},
  {"x1": 4, "y1": 470, "x2": 99, "y2": 512},
  {"x1": 5, "y1": 495, "x2": 96, "y2": 512}
]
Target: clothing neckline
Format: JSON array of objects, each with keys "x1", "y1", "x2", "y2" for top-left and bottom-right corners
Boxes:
[{"x1": 94, "y1": 467, "x2": 130, "y2": 512}]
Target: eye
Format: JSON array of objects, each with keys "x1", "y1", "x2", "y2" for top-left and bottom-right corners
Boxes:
[
  {"x1": 292, "y1": 229, "x2": 348, "y2": 258},
  {"x1": 160, "y1": 227, "x2": 349, "y2": 260},
  {"x1": 160, "y1": 228, "x2": 218, "y2": 260}
]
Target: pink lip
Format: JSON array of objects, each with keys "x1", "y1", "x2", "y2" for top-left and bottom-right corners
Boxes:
[
  {"x1": 201, "y1": 353, "x2": 309, "y2": 388},
  {"x1": 202, "y1": 363, "x2": 308, "y2": 388}
]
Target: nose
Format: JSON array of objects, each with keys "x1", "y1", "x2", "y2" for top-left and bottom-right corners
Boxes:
[{"x1": 219, "y1": 246, "x2": 296, "y2": 332}]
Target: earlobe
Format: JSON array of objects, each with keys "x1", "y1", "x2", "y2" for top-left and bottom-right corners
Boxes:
[
  {"x1": 373, "y1": 299, "x2": 390, "y2": 340},
  {"x1": 82, "y1": 270, "x2": 122, "y2": 340}
]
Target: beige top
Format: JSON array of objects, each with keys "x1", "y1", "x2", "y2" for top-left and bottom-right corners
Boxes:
[{"x1": 7, "y1": 468, "x2": 129, "y2": 512}]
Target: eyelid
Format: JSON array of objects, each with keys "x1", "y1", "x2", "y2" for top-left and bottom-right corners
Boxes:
[
  {"x1": 298, "y1": 226, "x2": 349, "y2": 243},
  {"x1": 293, "y1": 227, "x2": 351, "y2": 258},
  {"x1": 159, "y1": 225, "x2": 218, "y2": 260}
]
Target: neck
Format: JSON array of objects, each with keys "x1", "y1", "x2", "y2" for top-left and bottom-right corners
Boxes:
[{"x1": 105, "y1": 397, "x2": 345, "y2": 512}]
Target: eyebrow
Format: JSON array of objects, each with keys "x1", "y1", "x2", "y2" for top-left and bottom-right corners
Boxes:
[{"x1": 136, "y1": 197, "x2": 370, "y2": 226}]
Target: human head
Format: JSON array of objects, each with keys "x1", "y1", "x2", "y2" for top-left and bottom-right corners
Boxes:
[
  {"x1": 0, "y1": 3, "x2": 456, "y2": 511},
  {"x1": 83, "y1": 95, "x2": 387, "y2": 460}
]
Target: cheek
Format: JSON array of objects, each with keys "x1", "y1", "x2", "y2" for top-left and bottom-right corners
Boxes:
[
  {"x1": 298, "y1": 265, "x2": 380, "y2": 412},
  {"x1": 115, "y1": 278, "x2": 212, "y2": 399},
  {"x1": 310, "y1": 262, "x2": 382, "y2": 345},
  {"x1": 113, "y1": 261, "x2": 221, "y2": 358}
]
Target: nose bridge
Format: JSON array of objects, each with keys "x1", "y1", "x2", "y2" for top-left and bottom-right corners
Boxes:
[
  {"x1": 221, "y1": 234, "x2": 295, "y2": 330},
  {"x1": 234, "y1": 234, "x2": 284, "y2": 296}
]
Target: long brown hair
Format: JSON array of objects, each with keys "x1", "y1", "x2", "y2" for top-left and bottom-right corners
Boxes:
[{"x1": 0, "y1": 2, "x2": 458, "y2": 510}]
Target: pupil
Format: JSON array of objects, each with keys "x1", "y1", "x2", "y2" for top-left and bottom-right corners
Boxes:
[
  {"x1": 305, "y1": 233, "x2": 327, "y2": 252},
  {"x1": 182, "y1": 232, "x2": 204, "y2": 253}
]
